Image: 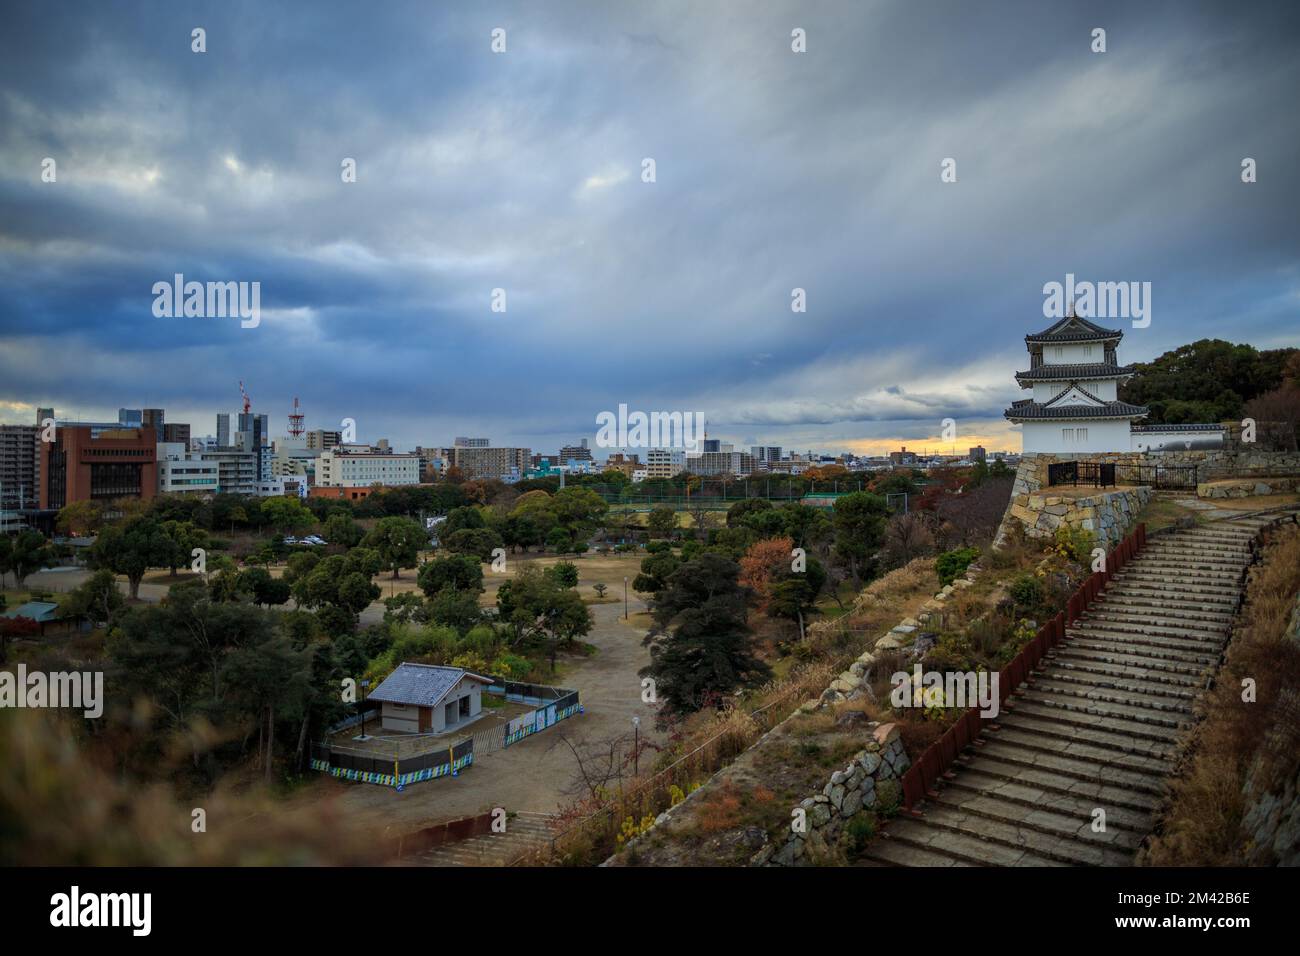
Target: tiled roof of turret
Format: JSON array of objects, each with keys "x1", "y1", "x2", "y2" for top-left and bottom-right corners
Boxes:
[
  {"x1": 1015, "y1": 363, "x2": 1135, "y2": 383},
  {"x1": 1026, "y1": 315, "x2": 1123, "y2": 343},
  {"x1": 1004, "y1": 400, "x2": 1149, "y2": 421}
]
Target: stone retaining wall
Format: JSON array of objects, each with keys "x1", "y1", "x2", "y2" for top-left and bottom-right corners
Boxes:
[
  {"x1": 1015, "y1": 450, "x2": 1300, "y2": 490},
  {"x1": 1241, "y1": 550, "x2": 1300, "y2": 866},
  {"x1": 755, "y1": 723, "x2": 909, "y2": 866},
  {"x1": 1199, "y1": 476, "x2": 1300, "y2": 499},
  {"x1": 1005, "y1": 486, "x2": 1150, "y2": 551},
  {"x1": 995, "y1": 450, "x2": 1300, "y2": 549}
]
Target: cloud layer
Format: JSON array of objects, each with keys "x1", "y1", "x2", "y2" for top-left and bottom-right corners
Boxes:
[{"x1": 1, "y1": 0, "x2": 1297, "y2": 454}]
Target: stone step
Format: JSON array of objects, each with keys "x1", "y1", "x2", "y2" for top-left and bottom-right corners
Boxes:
[
  {"x1": 1064, "y1": 632, "x2": 1222, "y2": 665},
  {"x1": 1157, "y1": 529, "x2": 1252, "y2": 543},
  {"x1": 903, "y1": 803, "x2": 1135, "y2": 867},
  {"x1": 945, "y1": 766, "x2": 1155, "y2": 833},
  {"x1": 1136, "y1": 545, "x2": 1249, "y2": 562},
  {"x1": 1101, "y1": 593, "x2": 1239, "y2": 618},
  {"x1": 1071, "y1": 622, "x2": 1229, "y2": 652},
  {"x1": 975, "y1": 737, "x2": 1167, "y2": 798},
  {"x1": 933, "y1": 786, "x2": 1146, "y2": 851},
  {"x1": 1086, "y1": 602, "x2": 1234, "y2": 628},
  {"x1": 1043, "y1": 653, "x2": 1202, "y2": 690},
  {"x1": 1154, "y1": 535, "x2": 1253, "y2": 548},
  {"x1": 1148, "y1": 533, "x2": 1252, "y2": 549},
  {"x1": 1119, "y1": 563, "x2": 1244, "y2": 586},
  {"x1": 415, "y1": 815, "x2": 557, "y2": 867},
  {"x1": 1036, "y1": 666, "x2": 1197, "y2": 704},
  {"x1": 1104, "y1": 583, "x2": 1240, "y2": 608},
  {"x1": 994, "y1": 710, "x2": 1175, "y2": 763},
  {"x1": 1135, "y1": 549, "x2": 1248, "y2": 568},
  {"x1": 983, "y1": 724, "x2": 1172, "y2": 778},
  {"x1": 859, "y1": 836, "x2": 973, "y2": 867},
  {"x1": 1066, "y1": 625, "x2": 1224, "y2": 655},
  {"x1": 1051, "y1": 645, "x2": 1209, "y2": 681},
  {"x1": 1131, "y1": 546, "x2": 1248, "y2": 563},
  {"x1": 1006, "y1": 699, "x2": 1184, "y2": 746},
  {"x1": 1013, "y1": 686, "x2": 1191, "y2": 732},
  {"x1": 1081, "y1": 615, "x2": 1229, "y2": 641},
  {"x1": 877, "y1": 818, "x2": 1071, "y2": 866},
  {"x1": 1028, "y1": 676, "x2": 1194, "y2": 717},
  {"x1": 1077, "y1": 612, "x2": 1229, "y2": 639},
  {"x1": 1108, "y1": 575, "x2": 1242, "y2": 600},
  {"x1": 1175, "y1": 528, "x2": 1253, "y2": 541}
]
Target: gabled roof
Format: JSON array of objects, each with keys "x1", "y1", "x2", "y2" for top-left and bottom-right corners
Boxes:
[
  {"x1": 1015, "y1": 363, "x2": 1135, "y2": 384},
  {"x1": 1, "y1": 601, "x2": 61, "y2": 623},
  {"x1": 1043, "y1": 383, "x2": 1107, "y2": 408},
  {"x1": 1026, "y1": 315, "x2": 1123, "y2": 343},
  {"x1": 367, "y1": 663, "x2": 494, "y2": 708}
]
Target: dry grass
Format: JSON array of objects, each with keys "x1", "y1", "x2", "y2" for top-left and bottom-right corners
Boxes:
[
  {"x1": 1143, "y1": 522, "x2": 1300, "y2": 866},
  {"x1": 848, "y1": 558, "x2": 940, "y2": 619},
  {"x1": 1136, "y1": 497, "x2": 1205, "y2": 534},
  {"x1": 0, "y1": 710, "x2": 387, "y2": 865}
]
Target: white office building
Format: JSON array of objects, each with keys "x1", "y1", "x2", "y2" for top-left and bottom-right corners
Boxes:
[
  {"x1": 317, "y1": 448, "x2": 420, "y2": 487},
  {"x1": 645, "y1": 448, "x2": 686, "y2": 478},
  {"x1": 157, "y1": 442, "x2": 220, "y2": 495}
]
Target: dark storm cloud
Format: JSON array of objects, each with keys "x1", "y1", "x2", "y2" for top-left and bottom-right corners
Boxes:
[{"x1": 0, "y1": 0, "x2": 1297, "y2": 451}]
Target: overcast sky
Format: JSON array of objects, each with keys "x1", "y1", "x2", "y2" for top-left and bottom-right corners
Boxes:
[{"x1": 1, "y1": 0, "x2": 1297, "y2": 456}]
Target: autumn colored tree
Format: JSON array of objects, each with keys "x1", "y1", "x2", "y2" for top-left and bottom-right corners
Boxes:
[{"x1": 738, "y1": 536, "x2": 794, "y2": 613}]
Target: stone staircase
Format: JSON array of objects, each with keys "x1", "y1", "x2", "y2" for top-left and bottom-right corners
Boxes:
[
  {"x1": 865, "y1": 512, "x2": 1290, "y2": 867},
  {"x1": 412, "y1": 811, "x2": 558, "y2": 867}
]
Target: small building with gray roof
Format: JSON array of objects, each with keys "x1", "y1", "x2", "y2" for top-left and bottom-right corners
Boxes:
[{"x1": 366, "y1": 663, "x2": 494, "y2": 734}]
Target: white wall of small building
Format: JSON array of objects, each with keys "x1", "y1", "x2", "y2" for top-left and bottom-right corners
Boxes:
[
  {"x1": 1022, "y1": 419, "x2": 1134, "y2": 454},
  {"x1": 380, "y1": 702, "x2": 421, "y2": 733},
  {"x1": 1131, "y1": 428, "x2": 1225, "y2": 452},
  {"x1": 376, "y1": 678, "x2": 483, "y2": 735}
]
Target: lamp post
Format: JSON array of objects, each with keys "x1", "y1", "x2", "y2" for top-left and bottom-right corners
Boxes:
[
  {"x1": 354, "y1": 679, "x2": 371, "y2": 741},
  {"x1": 623, "y1": 576, "x2": 629, "y2": 620},
  {"x1": 633, "y1": 715, "x2": 641, "y2": 776}
]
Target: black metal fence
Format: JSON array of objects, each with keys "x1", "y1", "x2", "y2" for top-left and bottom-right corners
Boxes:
[
  {"x1": 1115, "y1": 463, "x2": 1199, "y2": 489},
  {"x1": 1047, "y1": 460, "x2": 1198, "y2": 490}
]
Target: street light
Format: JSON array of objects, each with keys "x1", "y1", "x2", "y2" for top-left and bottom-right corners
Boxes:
[
  {"x1": 633, "y1": 715, "x2": 641, "y2": 775},
  {"x1": 624, "y1": 575, "x2": 629, "y2": 620},
  {"x1": 353, "y1": 678, "x2": 371, "y2": 741}
]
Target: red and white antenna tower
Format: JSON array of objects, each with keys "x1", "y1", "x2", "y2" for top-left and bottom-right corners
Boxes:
[
  {"x1": 289, "y1": 396, "x2": 304, "y2": 437},
  {"x1": 238, "y1": 380, "x2": 251, "y2": 415}
]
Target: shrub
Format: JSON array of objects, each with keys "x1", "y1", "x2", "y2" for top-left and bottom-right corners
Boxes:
[
  {"x1": 1052, "y1": 525, "x2": 1095, "y2": 564},
  {"x1": 844, "y1": 812, "x2": 878, "y2": 855},
  {"x1": 935, "y1": 546, "x2": 980, "y2": 586},
  {"x1": 1008, "y1": 573, "x2": 1043, "y2": 612},
  {"x1": 875, "y1": 779, "x2": 902, "y2": 816}
]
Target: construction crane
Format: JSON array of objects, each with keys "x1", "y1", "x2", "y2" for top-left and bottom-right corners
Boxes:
[
  {"x1": 288, "y1": 396, "x2": 304, "y2": 437},
  {"x1": 238, "y1": 380, "x2": 250, "y2": 414}
]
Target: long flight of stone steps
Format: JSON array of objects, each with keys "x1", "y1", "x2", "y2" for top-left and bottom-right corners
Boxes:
[
  {"x1": 865, "y1": 511, "x2": 1292, "y2": 867},
  {"x1": 412, "y1": 811, "x2": 558, "y2": 866}
]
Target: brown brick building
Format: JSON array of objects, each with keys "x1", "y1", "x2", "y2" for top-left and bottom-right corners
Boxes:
[{"x1": 40, "y1": 424, "x2": 158, "y2": 510}]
